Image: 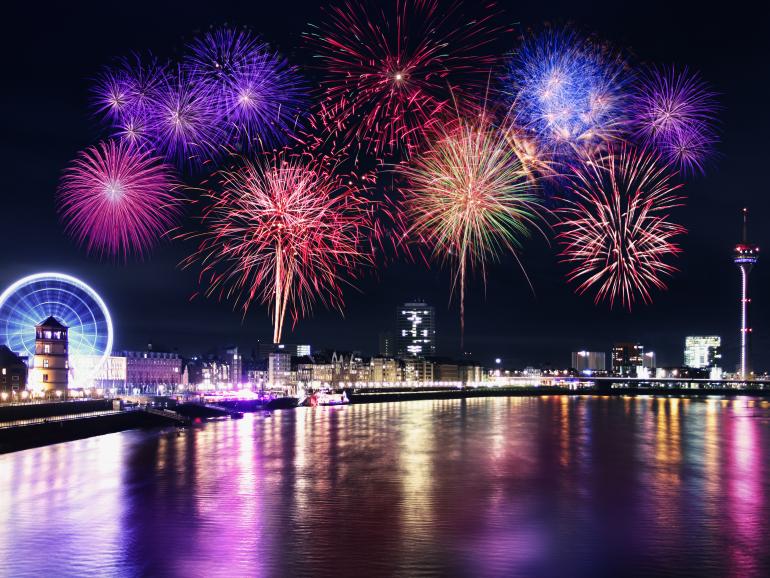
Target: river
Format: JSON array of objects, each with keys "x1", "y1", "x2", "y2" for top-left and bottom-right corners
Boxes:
[{"x1": 1, "y1": 396, "x2": 770, "y2": 577}]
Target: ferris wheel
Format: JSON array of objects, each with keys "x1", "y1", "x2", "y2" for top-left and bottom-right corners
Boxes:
[{"x1": 0, "y1": 273, "x2": 113, "y2": 371}]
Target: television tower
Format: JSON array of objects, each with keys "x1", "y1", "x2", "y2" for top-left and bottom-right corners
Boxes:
[{"x1": 733, "y1": 208, "x2": 759, "y2": 379}]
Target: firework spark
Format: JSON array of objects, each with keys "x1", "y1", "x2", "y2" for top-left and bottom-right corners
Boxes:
[
  {"x1": 401, "y1": 115, "x2": 544, "y2": 346},
  {"x1": 306, "y1": 0, "x2": 502, "y2": 158},
  {"x1": 556, "y1": 145, "x2": 686, "y2": 308},
  {"x1": 184, "y1": 27, "x2": 306, "y2": 149},
  {"x1": 92, "y1": 55, "x2": 168, "y2": 125},
  {"x1": 629, "y1": 65, "x2": 719, "y2": 175},
  {"x1": 184, "y1": 152, "x2": 371, "y2": 343},
  {"x1": 505, "y1": 27, "x2": 629, "y2": 159},
  {"x1": 57, "y1": 140, "x2": 181, "y2": 260}
]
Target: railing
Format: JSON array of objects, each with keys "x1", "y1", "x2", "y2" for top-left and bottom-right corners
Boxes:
[{"x1": 0, "y1": 410, "x2": 125, "y2": 430}]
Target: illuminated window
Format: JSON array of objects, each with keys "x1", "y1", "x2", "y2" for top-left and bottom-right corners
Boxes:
[
  {"x1": 43, "y1": 374, "x2": 48, "y2": 382},
  {"x1": 44, "y1": 344, "x2": 51, "y2": 354},
  {"x1": 43, "y1": 359, "x2": 49, "y2": 368}
]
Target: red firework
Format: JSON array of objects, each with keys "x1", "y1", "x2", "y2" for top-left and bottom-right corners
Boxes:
[
  {"x1": 306, "y1": 0, "x2": 503, "y2": 158},
  {"x1": 57, "y1": 140, "x2": 181, "y2": 260},
  {"x1": 184, "y1": 151, "x2": 371, "y2": 343},
  {"x1": 556, "y1": 146, "x2": 686, "y2": 308}
]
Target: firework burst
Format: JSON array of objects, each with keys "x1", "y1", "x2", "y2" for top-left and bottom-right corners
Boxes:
[
  {"x1": 402, "y1": 115, "x2": 544, "y2": 346},
  {"x1": 92, "y1": 55, "x2": 168, "y2": 126},
  {"x1": 629, "y1": 65, "x2": 719, "y2": 175},
  {"x1": 143, "y1": 67, "x2": 224, "y2": 167},
  {"x1": 57, "y1": 140, "x2": 181, "y2": 260},
  {"x1": 505, "y1": 27, "x2": 629, "y2": 159},
  {"x1": 306, "y1": 0, "x2": 502, "y2": 158},
  {"x1": 184, "y1": 27, "x2": 306, "y2": 149},
  {"x1": 184, "y1": 152, "x2": 371, "y2": 343},
  {"x1": 556, "y1": 145, "x2": 686, "y2": 308}
]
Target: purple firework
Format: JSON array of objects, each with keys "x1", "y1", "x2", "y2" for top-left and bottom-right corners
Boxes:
[
  {"x1": 92, "y1": 54, "x2": 168, "y2": 124},
  {"x1": 629, "y1": 66, "x2": 719, "y2": 175},
  {"x1": 57, "y1": 140, "x2": 181, "y2": 260},
  {"x1": 144, "y1": 66, "x2": 224, "y2": 166},
  {"x1": 184, "y1": 27, "x2": 306, "y2": 148}
]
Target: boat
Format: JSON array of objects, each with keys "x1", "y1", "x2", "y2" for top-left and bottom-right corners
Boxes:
[{"x1": 265, "y1": 397, "x2": 299, "y2": 410}]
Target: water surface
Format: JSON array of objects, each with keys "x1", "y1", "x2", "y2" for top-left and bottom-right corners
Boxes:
[{"x1": 2, "y1": 396, "x2": 770, "y2": 577}]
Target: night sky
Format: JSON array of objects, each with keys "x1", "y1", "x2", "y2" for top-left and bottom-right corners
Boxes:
[{"x1": 3, "y1": 0, "x2": 768, "y2": 369}]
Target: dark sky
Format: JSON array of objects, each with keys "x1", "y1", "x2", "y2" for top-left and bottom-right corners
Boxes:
[{"x1": 2, "y1": 0, "x2": 769, "y2": 369}]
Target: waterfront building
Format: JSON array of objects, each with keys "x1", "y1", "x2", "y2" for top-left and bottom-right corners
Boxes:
[
  {"x1": 433, "y1": 359, "x2": 460, "y2": 382},
  {"x1": 684, "y1": 336, "x2": 722, "y2": 370},
  {"x1": 371, "y1": 356, "x2": 401, "y2": 383},
  {"x1": 403, "y1": 357, "x2": 434, "y2": 383},
  {"x1": 32, "y1": 316, "x2": 68, "y2": 397},
  {"x1": 268, "y1": 352, "x2": 292, "y2": 387},
  {"x1": 734, "y1": 208, "x2": 759, "y2": 378},
  {"x1": 70, "y1": 354, "x2": 127, "y2": 392},
  {"x1": 611, "y1": 343, "x2": 644, "y2": 377},
  {"x1": 121, "y1": 349, "x2": 182, "y2": 394},
  {"x1": 223, "y1": 346, "x2": 242, "y2": 386},
  {"x1": 396, "y1": 301, "x2": 436, "y2": 357},
  {"x1": 643, "y1": 351, "x2": 656, "y2": 370},
  {"x1": 0, "y1": 345, "x2": 27, "y2": 394},
  {"x1": 460, "y1": 363, "x2": 484, "y2": 384},
  {"x1": 571, "y1": 351, "x2": 606, "y2": 373}
]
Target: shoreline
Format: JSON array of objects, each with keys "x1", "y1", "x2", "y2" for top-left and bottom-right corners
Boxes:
[{"x1": 2, "y1": 386, "x2": 769, "y2": 454}]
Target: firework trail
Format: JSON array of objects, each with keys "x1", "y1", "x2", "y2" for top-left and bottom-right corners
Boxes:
[
  {"x1": 556, "y1": 145, "x2": 686, "y2": 308},
  {"x1": 184, "y1": 151, "x2": 371, "y2": 343},
  {"x1": 629, "y1": 65, "x2": 719, "y2": 175},
  {"x1": 504, "y1": 27, "x2": 629, "y2": 160},
  {"x1": 401, "y1": 115, "x2": 544, "y2": 347},
  {"x1": 306, "y1": 0, "x2": 502, "y2": 159},
  {"x1": 57, "y1": 140, "x2": 181, "y2": 260},
  {"x1": 184, "y1": 27, "x2": 307, "y2": 149}
]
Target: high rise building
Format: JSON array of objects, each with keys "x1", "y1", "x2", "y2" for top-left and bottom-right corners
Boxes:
[
  {"x1": 684, "y1": 336, "x2": 722, "y2": 370},
  {"x1": 268, "y1": 352, "x2": 292, "y2": 387},
  {"x1": 734, "y1": 208, "x2": 759, "y2": 378},
  {"x1": 33, "y1": 316, "x2": 69, "y2": 396},
  {"x1": 378, "y1": 332, "x2": 394, "y2": 357},
  {"x1": 223, "y1": 346, "x2": 242, "y2": 386},
  {"x1": 611, "y1": 343, "x2": 644, "y2": 377},
  {"x1": 257, "y1": 342, "x2": 311, "y2": 360},
  {"x1": 396, "y1": 301, "x2": 436, "y2": 357},
  {"x1": 571, "y1": 351, "x2": 606, "y2": 373}
]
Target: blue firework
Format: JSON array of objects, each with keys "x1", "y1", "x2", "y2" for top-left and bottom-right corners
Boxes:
[{"x1": 504, "y1": 27, "x2": 630, "y2": 159}]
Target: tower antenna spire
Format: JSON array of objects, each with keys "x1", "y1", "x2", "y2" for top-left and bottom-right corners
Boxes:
[{"x1": 743, "y1": 207, "x2": 749, "y2": 243}]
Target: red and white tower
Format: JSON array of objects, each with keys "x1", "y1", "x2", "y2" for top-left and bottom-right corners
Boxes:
[{"x1": 733, "y1": 208, "x2": 759, "y2": 379}]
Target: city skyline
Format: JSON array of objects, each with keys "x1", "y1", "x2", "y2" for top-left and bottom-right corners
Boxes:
[{"x1": 3, "y1": 0, "x2": 768, "y2": 370}]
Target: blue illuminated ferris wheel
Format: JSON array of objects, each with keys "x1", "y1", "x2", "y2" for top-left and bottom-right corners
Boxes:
[{"x1": 0, "y1": 273, "x2": 113, "y2": 365}]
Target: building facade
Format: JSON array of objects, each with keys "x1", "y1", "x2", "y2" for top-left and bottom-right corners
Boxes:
[
  {"x1": 571, "y1": 351, "x2": 606, "y2": 373},
  {"x1": 396, "y1": 301, "x2": 436, "y2": 357},
  {"x1": 611, "y1": 343, "x2": 644, "y2": 377},
  {"x1": 684, "y1": 336, "x2": 722, "y2": 370},
  {"x1": 0, "y1": 345, "x2": 27, "y2": 394},
  {"x1": 122, "y1": 350, "x2": 182, "y2": 393}
]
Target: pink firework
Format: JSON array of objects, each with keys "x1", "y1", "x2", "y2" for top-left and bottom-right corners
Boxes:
[
  {"x1": 306, "y1": 0, "x2": 502, "y2": 158},
  {"x1": 57, "y1": 140, "x2": 181, "y2": 260},
  {"x1": 556, "y1": 145, "x2": 686, "y2": 308},
  {"x1": 184, "y1": 151, "x2": 371, "y2": 343}
]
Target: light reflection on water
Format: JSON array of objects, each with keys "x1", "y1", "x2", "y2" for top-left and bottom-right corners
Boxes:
[{"x1": 1, "y1": 396, "x2": 770, "y2": 577}]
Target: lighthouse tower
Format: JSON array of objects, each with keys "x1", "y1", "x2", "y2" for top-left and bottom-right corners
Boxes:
[{"x1": 34, "y1": 316, "x2": 69, "y2": 398}]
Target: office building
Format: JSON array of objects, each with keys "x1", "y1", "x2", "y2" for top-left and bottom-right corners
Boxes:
[
  {"x1": 257, "y1": 342, "x2": 311, "y2": 360},
  {"x1": 611, "y1": 343, "x2": 644, "y2": 377},
  {"x1": 396, "y1": 301, "x2": 436, "y2": 357},
  {"x1": 571, "y1": 351, "x2": 606, "y2": 373},
  {"x1": 684, "y1": 336, "x2": 722, "y2": 370},
  {"x1": 371, "y1": 357, "x2": 400, "y2": 383},
  {"x1": 268, "y1": 352, "x2": 292, "y2": 387}
]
